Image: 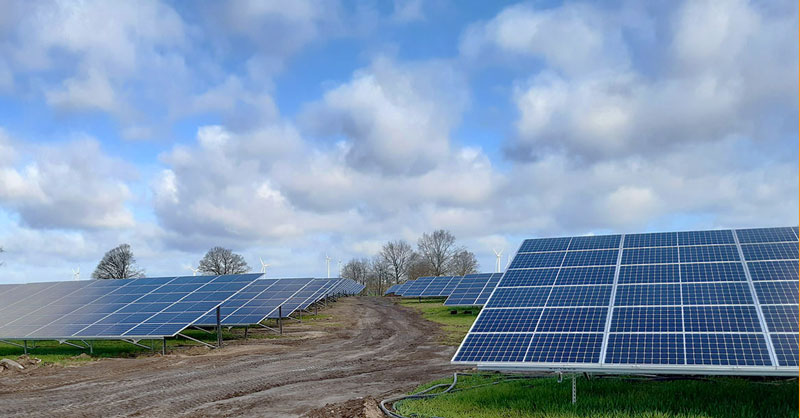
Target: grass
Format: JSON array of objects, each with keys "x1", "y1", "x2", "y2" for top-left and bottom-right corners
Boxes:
[
  {"x1": 0, "y1": 314, "x2": 330, "y2": 366},
  {"x1": 397, "y1": 298, "x2": 480, "y2": 346},
  {"x1": 395, "y1": 373, "x2": 800, "y2": 418}
]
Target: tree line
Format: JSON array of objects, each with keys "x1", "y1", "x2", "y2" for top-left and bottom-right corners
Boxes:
[
  {"x1": 90, "y1": 244, "x2": 250, "y2": 279},
  {"x1": 341, "y1": 229, "x2": 478, "y2": 295}
]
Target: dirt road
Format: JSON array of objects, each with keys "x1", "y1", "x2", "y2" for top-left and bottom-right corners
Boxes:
[{"x1": 0, "y1": 297, "x2": 460, "y2": 417}]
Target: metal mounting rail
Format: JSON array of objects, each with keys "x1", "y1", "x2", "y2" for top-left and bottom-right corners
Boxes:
[{"x1": 176, "y1": 333, "x2": 216, "y2": 349}]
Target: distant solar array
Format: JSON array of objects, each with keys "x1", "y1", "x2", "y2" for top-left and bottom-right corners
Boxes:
[
  {"x1": 453, "y1": 227, "x2": 799, "y2": 376},
  {"x1": 0, "y1": 275, "x2": 364, "y2": 342},
  {"x1": 445, "y1": 273, "x2": 503, "y2": 306}
]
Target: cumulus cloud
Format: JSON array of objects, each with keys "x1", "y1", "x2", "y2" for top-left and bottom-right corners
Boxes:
[
  {"x1": 301, "y1": 58, "x2": 468, "y2": 175},
  {"x1": 0, "y1": 132, "x2": 136, "y2": 230}
]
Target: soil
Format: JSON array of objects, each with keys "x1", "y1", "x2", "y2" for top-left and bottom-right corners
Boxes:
[{"x1": 0, "y1": 296, "x2": 461, "y2": 417}]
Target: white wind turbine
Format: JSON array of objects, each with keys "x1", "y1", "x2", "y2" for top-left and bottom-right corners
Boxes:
[
  {"x1": 506, "y1": 254, "x2": 512, "y2": 269},
  {"x1": 259, "y1": 257, "x2": 270, "y2": 275},
  {"x1": 72, "y1": 267, "x2": 80, "y2": 281},
  {"x1": 325, "y1": 254, "x2": 332, "y2": 278},
  {"x1": 493, "y1": 248, "x2": 504, "y2": 273},
  {"x1": 337, "y1": 259, "x2": 342, "y2": 278},
  {"x1": 187, "y1": 265, "x2": 200, "y2": 276}
]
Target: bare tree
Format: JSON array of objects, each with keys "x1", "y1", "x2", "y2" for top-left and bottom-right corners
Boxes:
[
  {"x1": 198, "y1": 247, "x2": 250, "y2": 275},
  {"x1": 368, "y1": 256, "x2": 393, "y2": 295},
  {"x1": 448, "y1": 250, "x2": 479, "y2": 276},
  {"x1": 92, "y1": 244, "x2": 145, "y2": 279},
  {"x1": 380, "y1": 240, "x2": 417, "y2": 285},
  {"x1": 342, "y1": 258, "x2": 370, "y2": 286},
  {"x1": 407, "y1": 258, "x2": 434, "y2": 281},
  {"x1": 417, "y1": 229, "x2": 458, "y2": 276}
]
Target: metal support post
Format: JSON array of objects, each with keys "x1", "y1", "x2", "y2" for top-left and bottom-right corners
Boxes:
[
  {"x1": 314, "y1": 303, "x2": 318, "y2": 316},
  {"x1": 216, "y1": 306, "x2": 222, "y2": 348},
  {"x1": 162, "y1": 337, "x2": 167, "y2": 355},
  {"x1": 23, "y1": 340, "x2": 27, "y2": 355},
  {"x1": 571, "y1": 375, "x2": 577, "y2": 404},
  {"x1": 278, "y1": 306, "x2": 283, "y2": 335},
  {"x1": 244, "y1": 326, "x2": 249, "y2": 340}
]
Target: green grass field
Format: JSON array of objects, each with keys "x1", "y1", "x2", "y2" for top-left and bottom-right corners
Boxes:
[
  {"x1": 395, "y1": 297, "x2": 798, "y2": 418},
  {"x1": 397, "y1": 298, "x2": 480, "y2": 345},
  {"x1": 395, "y1": 373, "x2": 799, "y2": 418}
]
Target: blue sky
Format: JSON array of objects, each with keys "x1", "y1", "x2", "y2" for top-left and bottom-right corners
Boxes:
[{"x1": 0, "y1": 0, "x2": 797, "y2": 283}]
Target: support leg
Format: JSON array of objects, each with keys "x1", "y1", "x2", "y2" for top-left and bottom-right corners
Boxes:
[
  {"x1": 162, "y1": 337, "x2": 167, "y2": 355},
  {"x1": 571, "y1": 375, "x2": 576, "y2": 404},
  {"x1": 23, "y1": 340, "x2": 27, "y2": 355},
  {"x1": 278, "y1": 306, "x2": 283, "y2": 335},
  {"x1": 216, "y1": 306, "x2": 222, "y2": 348},
  {"x1": 244, "y1": 326, "x2": 249, "y2": 340}
]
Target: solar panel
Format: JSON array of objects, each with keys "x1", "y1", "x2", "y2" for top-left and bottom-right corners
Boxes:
[
  {"x1": 453, "y1": 226, "x2": 799, "y2": 375},
  {"x1": 0, "y1": 274, "x2": 261, "y2": 339},
  {"x1": 445, "y1": 274, "x2": 493, "y2": 306},
  {"x1": 475, "y1": 273, "x2": 503, "y2": 305},
  {"x1": 402, "y1": 276, "x2": 436, "y2": 296},
  {"x1": 194, "y1": 277, "x2": 314, "y2": 326}
]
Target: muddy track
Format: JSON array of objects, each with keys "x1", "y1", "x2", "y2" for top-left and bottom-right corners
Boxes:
[{"x1": 0, "y1": 297, "x2": 460, "y2": 417}]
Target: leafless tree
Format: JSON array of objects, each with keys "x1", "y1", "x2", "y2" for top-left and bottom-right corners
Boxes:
[
  {"x1": 342, "y1": 258, "x2": 370, "y2": 286},
  {"x1": 417, "y1": 229, "x2": 458, "y2": 276},
  {"x1": 407, "y1": 258, "x2": 434, "y2": 281},
  {"x1": 380, "y1": 240, "x2": 417, "y2": 285},
  {"x1": 448, "y1": 250, "x2": 479, "y2": 276},
  {"x1": 198, "y1": 247, "x2": 250, "y2": 275},
  {"x1": 92, "y1": 244, "x2": 145, "y2": 279},
  {"x1": 368, "y1": 256, "x2": 393, "y2": 295}
]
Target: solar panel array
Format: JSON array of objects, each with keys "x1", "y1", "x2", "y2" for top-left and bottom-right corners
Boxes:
[
  {"x1": 385, "y1": 280, "x2": 415, "y2": 295},
  {"x1": 0, "y1": 274, "x2": 262, "y2": 339},
  {"x1": 444, "y1": 273, "x2": 503, "y2": 306},
  {"x1": 453, "y1": 227, "x2": 799, "y2": 375}
]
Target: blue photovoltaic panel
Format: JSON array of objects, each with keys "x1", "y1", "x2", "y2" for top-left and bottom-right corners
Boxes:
[
  {"x1": 509, "y1": 252, "x2": 565, "y2": 269},
  {"x1": 519, "y1": 237, "x2": 570, "y2": 253},
  {"x1": 440, "y1": 276, "x2": 464, "y2": 297},
  {"x1": 500, "y1": 269, "x2": 558, "y2": 287},
  {"x1": 740, "y1": 243, "x2": 799, "y2": 261},
  {"x1": 384, "y1": 284, "x2": 400, "y2": 295},
  {"x1": 617, "y1": 264, "x2": 679, "y2": 284},
  {"x1": 747, "y1": 261, "x2": 798, "y2": 281},
  {"x1": 194, "y1": 277, "x2": 314, "y2": 326},
  {"x1": 678, "y1": 229, "x2": 735, "y2": 246},
  {"x1": 475, "y1": 273, "x2": 503, "y2": 305},
  {"x1": 454, "y1": 226, "x2": 798, "y2": 375},
  {"x1": 419, "y1": 276, "x2": 452, "y2": 296},
  {"x1": 621, "y1": 247, "x2": 678, "y2": 265},
  {"x1": 680, "y1": 263, "x2": 746, "y2": 282},
  {"x1": 761, "y1": 305, "x2": 799, "y2": 333},
  {"x1": 393, "y1": 281, "x2": 414, "y2": 296},
  {"x1": 623, "y1": 232, "x2": 677, "y2": 248},
  {"x1": 402, "y1": 276, "x2": 436, "y2": 296},
  {"x1": 736, "y1": 227, "x2": 797, "y2": 244},
  {"x1": 569, "y1": 235, "x2": 621, "y2": 250},
  {"x1": 679, "y1": 245, "x2": 741, "y2": 263},
  {"x1": 684, "y1": 334, "x2": 771, "y2": 366},
  {"x1": 606, "y1": 334, "x2": 684, "y2": 365},
  {"x1": 445, "y1": 274, "x2": 493, "y2": 306},
  {"x1": 562, "y1": 249, "x2": 618, "y2": 267}
]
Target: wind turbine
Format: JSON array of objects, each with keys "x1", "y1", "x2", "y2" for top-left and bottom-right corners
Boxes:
[
  {"x1": 259, "y1": 257, "x2": 270, "y2": 275},
  {"x1": 493, "y1": 248, "x2": 504, "y2": 273},
  {"x1": 187, "y1": 266, "x2": 200, "y2": 276},
  {"x1": 337, "y1": 259, "x2": 342, "y2": 277},
  {"x1": 325, "y1": 254, "x2": 331, "y2": 278},
  {"x1": 506, "y1": 254, "x2": 512, "y2": 269},
  {"x1": 72, "y1": 267, "x2": 80, "y2": 281}
]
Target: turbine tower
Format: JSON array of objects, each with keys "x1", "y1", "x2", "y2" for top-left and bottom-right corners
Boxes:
[
  {"x1": 72, "y1": 267, "x2": 80, "y2": 281},
  {"x1": 187, "y1": 266, "x2": 200, "y2": 276},
  {"x1": 259, "y1": 257, "x2": 270, "y2": 274},
  {"x1": 493, "y1": 248, "x2": 504, "y2": 273},
  {"x1": 325, "y1": 254, "x2": 331, "y2": 278},
  {"x1": 337, "y1": 259, "x2": 342, "y2": 277}
]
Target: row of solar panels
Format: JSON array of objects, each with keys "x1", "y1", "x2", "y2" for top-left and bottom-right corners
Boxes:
[
  {"x1": 452, "y1": 226, "x2": 800, "y2": 376},
  {"x1": 0, "y1": 275, "x2": 364, "y2": 341},
  {"x1": 384, "y1": 273, "x2": 502, "y2": 306}
]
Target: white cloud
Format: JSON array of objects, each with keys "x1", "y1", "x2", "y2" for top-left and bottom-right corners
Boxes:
[{"x1": 0, "y1": 133, "x2": 136, "y2": 230}]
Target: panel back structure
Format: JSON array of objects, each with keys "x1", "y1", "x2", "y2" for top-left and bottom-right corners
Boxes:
[
  {"x1": 452, "y1": 227, "x2": 799, "y2": 376},
  {"x1": 0, "y1": 274, "x2": 262, "y2": 340}
]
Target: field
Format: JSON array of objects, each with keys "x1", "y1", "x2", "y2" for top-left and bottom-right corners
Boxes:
[{"x1": 395, "y1": 299, "x2": 799, "y2": 418}]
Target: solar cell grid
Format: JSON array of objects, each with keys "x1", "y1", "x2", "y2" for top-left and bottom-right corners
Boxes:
[
  {"x1": 746, "y1": 261, "x2": 799, "y2": 281},
  {"x1": 752, "y1": 281, "x2": 798, "y2": 305},
  {"x1": 770, "y1": 334, "x2": 799, "y2": 366},
  {"x1": 684, "y1": 333, "x2": 771, "y2": 366},
  {"x1": 680, "y1": 262, "x2": 746, "y2": 282},
  {"x1": 509, "y1": 252, "x2": 565, "y2": 269},
  {"x1": 444, "y1": 276, "x2": 490, "y2": 306},
  {"x1": 525, "y1": 333, "x2": 603, "y2": 363},
  {"x1": 679, "y1": 245, "x2": 741, "y2": 263},
  {"x1": 617, "y1": 264, "x2": 679, "y2": 284},
  {"x1": 562, "y1": 249, "x2": 618, "y2": 267},
  {"x1": 740, "y1": 243, "x2": 799, "y2": 261},
  {"x1": 555, "y1": 266, "x2": 616, "y2": 285},
  {"x1": 519, "y1": 237, "x2": 571, "y2": 253},
  {"x1": 402, "y1": 276, "x2": 436, "y2": 296},
  {"x1": 546, "y1": 285, "x2": 611, "y2": 307},
  {"x1": 677, "y1": 230, "x2": 735, "y2": 246},
  {"x1": 621, "y1": 247, "x2": 678, "y2": 265},
  {"x1": 475, "y1": 273, "x2": 503, "y2": 305},
  {"x1": 682, "y1": 282, "x2": 754, "y2": 305},
  {"x1": 761, "y1": 305, "x2": 799, "y2": 333},
  {"x1": 623, "y1": 232, "x2": 677, "y2": 248},
  {"x1": 454, "y1": 333, "x2": 531, "y2": 362},
  {"x1": 610, "y1": 307, "x2": 682, "y2": 332},
  {"x1": 472, "y1": 308, "x2": 542, "y2": 333},
  {"x1": 536, "y1": 307, "x2": 607, "y2": 332},
  {"x1": 500, "y1": 268, "x2": 558, "y2": 287},
  {"x1": 683, "y1": 306, "x2": 762, "y2": 332},
  {"x1": 606, "y1": 334, "x2": 684, "y2": 365},
  {"x1": 568, "y1": 235, "x2": 621, "y2": 250},
  {"x1": 614, "y1": 284, "x2": 681, "y2": 306},
  {"x1": 486, "y1": 287, "x2": 550, "y2": 308},
  {"x1": 736, "y1": 227, "x2": 797, "y2": 244}
]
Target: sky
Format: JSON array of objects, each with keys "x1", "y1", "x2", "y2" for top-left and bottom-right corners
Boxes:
[{"x1": 0, "y1": 0, "x2": 797, "y2": 284}]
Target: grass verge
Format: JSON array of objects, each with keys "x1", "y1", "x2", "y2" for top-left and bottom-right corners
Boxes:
[
  {"x1": 397, "y1": 298, "x2": 480, "y2": 346},
  {"x1": 395, "y1": 373, "x2": 799, "y2": 418}
]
